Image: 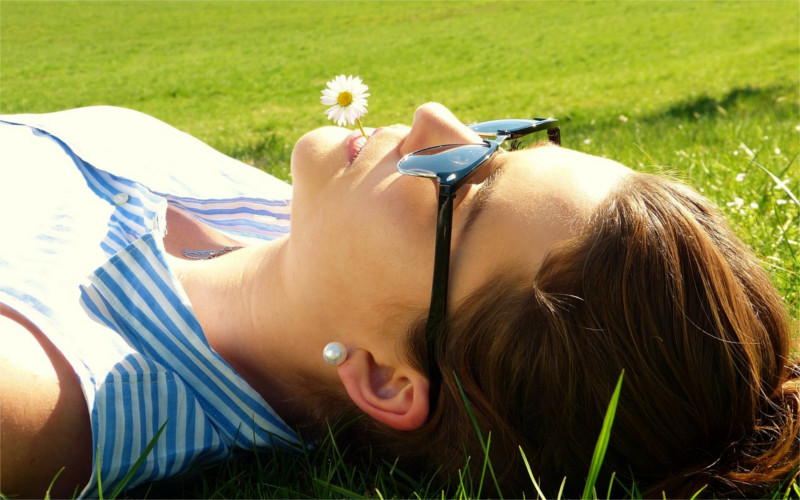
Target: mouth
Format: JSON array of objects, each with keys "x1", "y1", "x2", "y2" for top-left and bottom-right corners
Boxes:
[{"x1": 347, "y1": 127, "x2": 381, "y2": 164}]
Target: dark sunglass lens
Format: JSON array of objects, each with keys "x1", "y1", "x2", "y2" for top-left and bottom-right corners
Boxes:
[
  {"x1": 410, "y1": 144, "x2": 467, "y2": 157},
  {"x1": 399, "y1": 143, "x2": 487, "y2": 170},
  {"x1": 436, "y1": 144, "x2": 488, "y2": 167},
  {"x1": 398, "y1": 144, "x2": 491, "y2": 185}
]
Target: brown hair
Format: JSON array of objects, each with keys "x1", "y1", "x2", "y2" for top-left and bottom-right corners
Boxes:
[{"x1": 330, "y1": 172, "x2": 799, "y2": 497}]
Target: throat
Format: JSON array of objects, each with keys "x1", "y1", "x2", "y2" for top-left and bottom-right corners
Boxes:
[
  {"x1": 175, "y1": 238, "x2": 306, "y2": 422},
  {"x1": 162, "y1": 207, "x2": 310, "y2": 427}
]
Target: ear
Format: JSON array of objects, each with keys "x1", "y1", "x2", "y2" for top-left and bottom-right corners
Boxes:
[{"x1": 337, "y1": 348, "x2": 429, "y2": 431}]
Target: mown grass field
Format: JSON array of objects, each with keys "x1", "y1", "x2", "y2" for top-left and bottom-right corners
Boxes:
[{"x1": 1, "y1": 1, "x2": 799, "y2": 498}]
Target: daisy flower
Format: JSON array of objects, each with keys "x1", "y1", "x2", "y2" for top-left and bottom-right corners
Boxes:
[{"x1": 321, "y1": 74, "x2": 370, "y2": 138}]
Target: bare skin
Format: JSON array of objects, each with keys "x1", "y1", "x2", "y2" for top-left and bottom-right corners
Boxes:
[{"x1": 0, "y1": 307, "x2": 92, "y2": 498}]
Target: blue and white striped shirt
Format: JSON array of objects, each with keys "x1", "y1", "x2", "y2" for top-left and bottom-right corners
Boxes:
[{"x1": 0, "y1": 106, "x2": 299, "y2": 497}]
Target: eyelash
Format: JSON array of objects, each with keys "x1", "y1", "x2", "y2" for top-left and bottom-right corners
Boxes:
[
  {"x1": 506, "y1": 139, "x2": 549, "y2": 152},
  {"x1": 461, "y1": 163, "x2": 503, "y2": 233}
]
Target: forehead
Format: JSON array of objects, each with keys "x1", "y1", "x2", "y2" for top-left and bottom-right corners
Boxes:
[
  {"x1": 495, "y1": 145, "x2": 630, "y2": 226},
  {"x1": 450, "y1": 146, "x2": 630, "y2": 299},
  {"x1": 496, "y1": 145, "x2": 631, "y2": 208}
]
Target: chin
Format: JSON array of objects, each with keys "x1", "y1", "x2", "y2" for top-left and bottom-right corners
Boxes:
[{"x1": 290, "y1": 126, "x2": 351, "y2": 192}]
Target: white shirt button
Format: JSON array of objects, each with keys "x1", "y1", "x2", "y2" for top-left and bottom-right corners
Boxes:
[{"x1": 112, "y1": 193, "x2": 129, "y2": 205}]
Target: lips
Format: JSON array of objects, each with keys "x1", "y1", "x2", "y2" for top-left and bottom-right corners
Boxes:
[
  {"x1": 348, "y1": 132, "x2": 368, "y2": 164},
  {"x1": 347, "y1": 127, "x2": 382, "y2": 164}
]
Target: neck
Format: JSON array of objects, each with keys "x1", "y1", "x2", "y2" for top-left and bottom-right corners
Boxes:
[{"x1": 176, "y1": 238, "x2": 339, "y2": 426}]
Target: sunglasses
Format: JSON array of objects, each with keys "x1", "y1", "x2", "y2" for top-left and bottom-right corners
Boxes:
[{"x1": 396, "y1": 118, "x2": 561, "y2": 405}]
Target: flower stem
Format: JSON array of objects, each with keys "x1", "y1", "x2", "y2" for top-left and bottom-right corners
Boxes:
[{"x1": 356, "y1": 118, "x2": 368, "y2": 139}]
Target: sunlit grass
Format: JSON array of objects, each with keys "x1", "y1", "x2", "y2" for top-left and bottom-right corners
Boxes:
[{"x1": 2, "y1": 1, "x2": 797, "y2": 153}]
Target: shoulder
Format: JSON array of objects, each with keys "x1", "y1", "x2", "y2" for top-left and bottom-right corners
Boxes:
[{"x1": 0, "y1": 306, "x2": 91, "y2": 497}]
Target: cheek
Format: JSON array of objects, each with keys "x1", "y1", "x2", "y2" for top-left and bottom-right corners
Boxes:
[
  {"x1": 374, "y1": 177, "x2": 438, "y2": 260},
  {"x1": 334, "y1": 179, "x2": 438, "y2": 304},
  {"x1": 360, "y1": 186, "x2": 433, "y2": 262},
  {"x1": 291, "y1": 145, "x2": 441, "y2": 311}
]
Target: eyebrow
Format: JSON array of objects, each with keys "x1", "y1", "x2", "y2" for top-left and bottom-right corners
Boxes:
[{"x1": 461, "y1": 160, "x2": 506, "y2": 238}]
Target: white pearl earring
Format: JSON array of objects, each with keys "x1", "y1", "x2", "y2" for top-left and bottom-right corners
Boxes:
[{"x1": 323, "y1": 342, "x2": 347, "y2": 366}]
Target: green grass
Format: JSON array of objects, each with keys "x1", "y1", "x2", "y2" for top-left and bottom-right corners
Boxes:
[
  {"x1": 2, "y1": 0, "x2": 799, "y2": 498},
  {"x1": 2, "y1": 1, "x2": 797, "y2": 156}
]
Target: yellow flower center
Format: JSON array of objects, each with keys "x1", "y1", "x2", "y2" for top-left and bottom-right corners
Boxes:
[{"x1": 337, "y1": 91, "x2": 354, "y2": 107}]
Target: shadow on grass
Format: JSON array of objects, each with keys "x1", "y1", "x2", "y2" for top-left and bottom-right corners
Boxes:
[{"x1": 659, "y1": 85, "x2": 781, "y2": 121}]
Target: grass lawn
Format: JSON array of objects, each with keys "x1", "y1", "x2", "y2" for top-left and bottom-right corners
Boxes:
[{"x1": 1, "y1": 0, "x2": 798, "y2": 497}]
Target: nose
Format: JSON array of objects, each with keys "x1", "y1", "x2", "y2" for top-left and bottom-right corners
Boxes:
[{"x1": 399, "y1": 103, "x2": 483, "y2": 157}]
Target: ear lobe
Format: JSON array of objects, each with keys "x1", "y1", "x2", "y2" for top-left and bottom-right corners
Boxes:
[{"x1": 337, "y1": 349, "x2": 429, "y2": 431}]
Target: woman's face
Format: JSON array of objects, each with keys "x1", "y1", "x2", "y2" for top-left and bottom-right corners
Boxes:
[{"x1": 289, "y1": 103, "x2": 630, "y2": 342}]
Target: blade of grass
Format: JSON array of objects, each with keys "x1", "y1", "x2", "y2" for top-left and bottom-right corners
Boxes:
[
  {"x1": 312, "y1": 478, "x2": 369, "y2": 499},
  {"x1": 689, "y1": 484, "x2": 708, "y2": 500},
  {"x1": 605, "y1": 471, "x2": 616, "y2": 500},
  {"x1": 453, "y1": 371, "x2": 503, "y2": 498},
  {"x1": 519, "y1": 446, "x2": 547, "y2": 500},
  {"x1": 621, "y1": 467, "x2": 642, "y2": 499},
  {"x1": 43, "y1": 467, "x2": 65, "y2": 500},
  {"x1": 97, "y1": 445, "x2": 103, "y2": 500},
  {"x1": 581, "y1": 370, "x2": 625, "y2": 500},
  {"x1": 477, "y1": 432, "x2": 493, "y2": 498},
  {"x1": 751, "y1": 159, "x2": 800, "y2": 206},
  {"x1": 780, "y1": 467, "x2": 800, "y2": 500},
  {"x1": 457, "y1": 466, "x2": 468, "y2": 500},
  {"x1": 108, "y1": 420, "x2": 168, "y2": 499}
]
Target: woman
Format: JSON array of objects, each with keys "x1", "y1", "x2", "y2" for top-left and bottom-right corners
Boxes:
[{"x1": 1, "y1": 103, "x2": 797, "y2": 498}]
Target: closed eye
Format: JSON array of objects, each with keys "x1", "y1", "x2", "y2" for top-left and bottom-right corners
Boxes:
[{"x1": 461, "y1": 162, "x2": 505, "y2": 238}]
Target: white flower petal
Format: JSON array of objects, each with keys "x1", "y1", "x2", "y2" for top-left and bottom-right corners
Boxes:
[{"x1": 320, "y1": 74, "x2": 370, "y2": 126}]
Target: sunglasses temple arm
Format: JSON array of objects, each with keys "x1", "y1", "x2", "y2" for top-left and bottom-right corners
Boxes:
[
  {"x1": 423, "y1": 187, "x2": 452, "y2": 403},
  {"x1": 425, "y1": 187, "x2": 453, "y2": 345}
]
